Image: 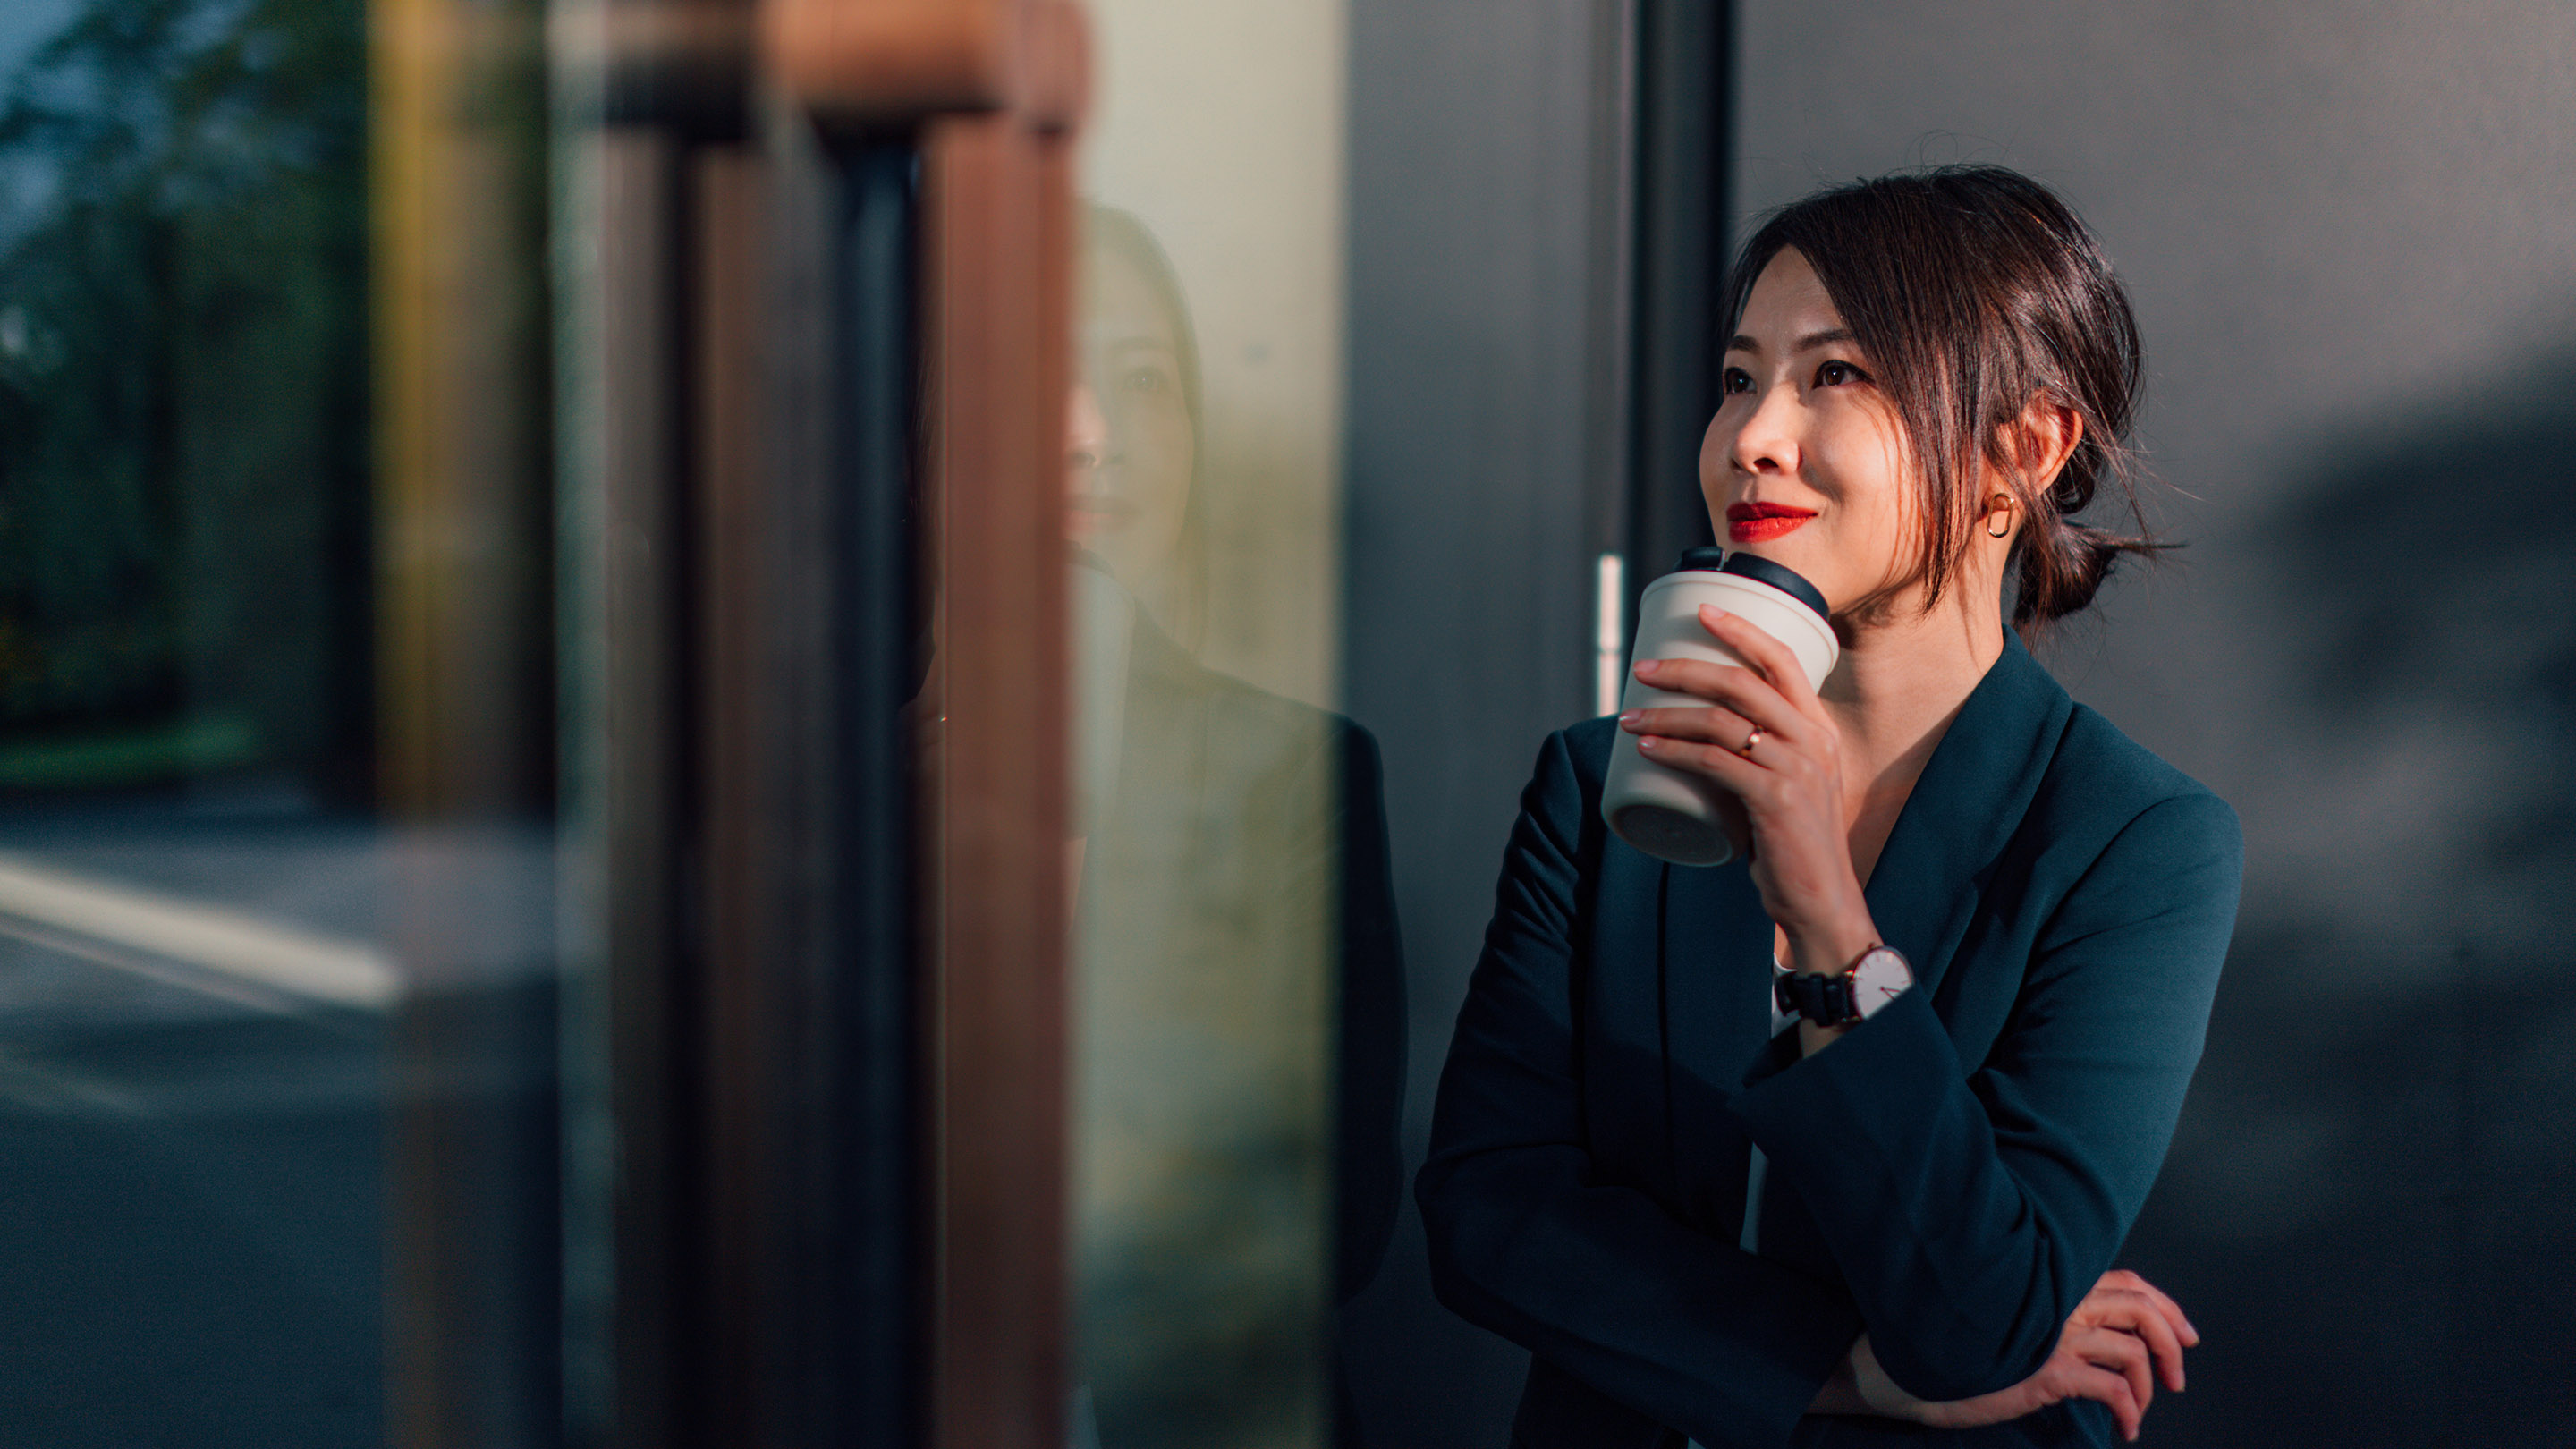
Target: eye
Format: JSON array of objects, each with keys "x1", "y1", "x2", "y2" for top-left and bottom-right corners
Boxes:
[
  {"x1": 1121, "y1": 366, "x2": 1168, "y2": 394},
  {"x1": 1815, "y1": 359, "x2": 1871, "y2": 387},
  {"x1": 1721, "y1": 366, "x2": 1754, "y2": 395}
]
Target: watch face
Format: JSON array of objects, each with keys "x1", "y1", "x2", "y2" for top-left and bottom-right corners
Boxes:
[{"x1": 1852, "y1": 948, "x2": 1913, "y2": 1018}]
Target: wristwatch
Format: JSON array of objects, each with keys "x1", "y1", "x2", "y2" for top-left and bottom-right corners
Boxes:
[{"x1": 1774, "y1": 944, "x2": 1914, "y2": 1028}]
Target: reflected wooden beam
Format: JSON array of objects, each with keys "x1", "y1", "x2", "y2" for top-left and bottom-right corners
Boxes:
[
  {"x1": 761, "y1": 3, "x2": 1087, "y2": 1444},
  {"x1": 918, "y1": 91, "x2": 1079, "y2": 1449}
]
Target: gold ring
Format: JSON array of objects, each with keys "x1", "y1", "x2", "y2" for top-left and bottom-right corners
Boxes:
[{"x1": 1740, "y1": 725, "x2": 1766, "y2": 757}]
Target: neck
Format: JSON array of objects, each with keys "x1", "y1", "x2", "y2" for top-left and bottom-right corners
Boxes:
[{"x1": 1816, "y1": 585, "x2": 2008, "y2": 878}]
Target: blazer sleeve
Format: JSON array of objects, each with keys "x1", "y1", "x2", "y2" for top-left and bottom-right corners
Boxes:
[
  {"x1": 1333, "y1": 722, "x2": 1408, "y2": 1304},
  {"x1": 1416, "y1": 730, "x2": 1864, "y2": 1447},
  {"x1": 1733, "y1": 791, "x2": 2244, "y2": 1401}
]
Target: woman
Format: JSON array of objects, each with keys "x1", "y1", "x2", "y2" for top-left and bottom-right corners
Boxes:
[
  {"x1": 1416, "y1": 166, "x2": 2242, "y2": 1447},
  {"x1": 1066, "y1": 206, "x2": 1406, "y2": 1448}
]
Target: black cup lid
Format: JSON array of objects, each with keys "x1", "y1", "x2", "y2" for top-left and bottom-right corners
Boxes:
[{"x1": 1673, "y1": 547, "x2": 1830, "y2": 622}]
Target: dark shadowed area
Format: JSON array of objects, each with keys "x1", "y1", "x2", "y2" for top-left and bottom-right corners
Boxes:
[{"x1": 2113, "y1": 348, "x2": 2576, "y2": 1443}]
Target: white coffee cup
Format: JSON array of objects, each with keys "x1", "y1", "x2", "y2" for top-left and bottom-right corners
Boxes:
[{"x1": 1601, "y1": 547, "x2": 1839, "y2": 866}]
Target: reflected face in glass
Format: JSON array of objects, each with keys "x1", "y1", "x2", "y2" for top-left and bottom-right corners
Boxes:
[
  {"x1": 1701, "y1": 247, "x2": 1917, "y2": 614},
  {"x1": 1067, "y1": 248, "x2": 1195, "y2": 589}
]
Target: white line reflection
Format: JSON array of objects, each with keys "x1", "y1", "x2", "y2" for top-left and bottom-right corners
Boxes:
[
  {"x1": 0, "y1": 851, "x2": 401, "y2": 1011},
  {"x1": 1597, "y1": 551, "x2": 1627, "y2": 717}
]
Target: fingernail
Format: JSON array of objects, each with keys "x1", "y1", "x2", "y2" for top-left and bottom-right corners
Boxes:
[
  {"x1": 1636, "y1": 736, "x2": 1661, "y2": 752},
  {"x1": 1617, "y1": 710, "x2": 1641, "y2": 727},
  {"x1": 1633, "y1": 659, "x2": 1660, "y2": 678}
]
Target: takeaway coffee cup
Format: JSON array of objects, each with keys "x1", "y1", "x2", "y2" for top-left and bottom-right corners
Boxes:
[{"x1": 1601, "y1": 547, "x2": 1839, "y2": 866}]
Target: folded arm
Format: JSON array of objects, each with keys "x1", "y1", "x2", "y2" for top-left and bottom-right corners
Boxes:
[{"x1": 1734, "y1": 792, "x2": 2242, "y2": 1400}]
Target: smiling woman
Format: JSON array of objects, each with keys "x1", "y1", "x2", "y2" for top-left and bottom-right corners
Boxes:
[
  {"x1": 1416, "y1": 167, "x2": 2242, "y2": 1448},
  {"x1": 1709, "y1": 170, "x2": 2158, "y2": 631},
  {"x1": 1069, "y1": 205, "x2": 1202, "y2": 631}
]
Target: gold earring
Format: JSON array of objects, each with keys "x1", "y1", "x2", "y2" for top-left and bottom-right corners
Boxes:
[{"x1": 1986, "y1": 508, "x2": 2013, "y2": 539}]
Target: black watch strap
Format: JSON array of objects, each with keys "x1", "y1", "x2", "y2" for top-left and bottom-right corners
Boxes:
[{"x1": 1774, "y1": 969, "x2": 1861, "y2": 1027}]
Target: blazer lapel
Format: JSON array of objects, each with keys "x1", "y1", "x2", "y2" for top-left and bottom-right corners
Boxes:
[
  {"x1": 1860, "y1": 629, "x2": 2072, "y2": 1004},
  {"x1": 1656, "y1": 848, "x2": 1774, "y2": 1231},
  {"x1": 1623, "y1": 633, "x2": 2072, "y2": 1233}
]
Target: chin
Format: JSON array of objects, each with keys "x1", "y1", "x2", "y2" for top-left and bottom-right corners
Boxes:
[{"x1": 1727, "y1": 536, "x2": 1816, "y2": 572}]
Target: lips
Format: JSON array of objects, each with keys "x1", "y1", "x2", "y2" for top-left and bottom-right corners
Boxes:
[
  {"x1": 1725, "y1": 500, "x2": 1816, "y2": 544},
  {"x1": 1068, "y1": 492, "x2": 1140, "y2": 531}
]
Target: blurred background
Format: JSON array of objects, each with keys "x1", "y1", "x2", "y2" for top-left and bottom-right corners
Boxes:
[{"x1": 0, "y1": 0, "x2": 2566, "y2": 1445}]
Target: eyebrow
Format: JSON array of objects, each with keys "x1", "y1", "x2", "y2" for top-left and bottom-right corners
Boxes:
[{"x1": 1725, "y1": 326, "x2": 1859, "y2": 355}]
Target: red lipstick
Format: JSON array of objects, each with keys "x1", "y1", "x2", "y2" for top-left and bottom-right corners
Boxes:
[{"x1": 1726, "y1": 500, "x2": 1816, "y2": 544}]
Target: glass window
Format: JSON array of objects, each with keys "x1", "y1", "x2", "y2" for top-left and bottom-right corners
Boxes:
[
  {"x1": 0, "y1": 0, "x2": 557, "y2": 1440},
  {"x1": 1067, "y1": 5, "x2": 1402, "y2": 1445}
]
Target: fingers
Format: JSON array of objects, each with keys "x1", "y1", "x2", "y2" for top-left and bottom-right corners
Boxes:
[
  {"x1": 1618, "y1": 699, "x2": 1764, "y2": 754},
  {"x1": 1699, "y1": 606, "x2": 1826, "y2": 716},
  {"x1": 2069, "y1": 1362, "x2": 2144, "y2": 1443},
  {"x1": 2070, "y1": 1324, "x2": 2152, "y2": 1423},
  {"x1": 2086, "y1": 1270, "x2": 2195, "y2": 1388},
  {"x1": 2123, "y1": 1299, "x2": 2184, "y2": 1392},
  {"x1": 2100, "y1": 1268, "x2": 2199, "y2": 1348},
  {"x1": 1624, "y1": 655, "x2": 1808, "y2": 741},
  {"x1": 1630, "y1": 728, "x2": 1770, "y2": 790}
]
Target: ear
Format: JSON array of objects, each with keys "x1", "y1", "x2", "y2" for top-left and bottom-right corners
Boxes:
[{"x1": 2012, "y1": 394, "x2": 2086, "y2": 491}]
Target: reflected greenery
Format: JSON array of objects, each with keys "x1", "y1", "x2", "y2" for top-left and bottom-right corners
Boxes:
[{"x1": 0, "y1": 0, "x2": 367, "y2": 794}]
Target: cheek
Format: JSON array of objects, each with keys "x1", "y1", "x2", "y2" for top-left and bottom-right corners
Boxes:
[
  {"x1": 1821, "y1": 415, "x2": 1911, "y2": 518},
  {"x1": 1698, "y1": 409, "x2": 1738, "y2": 493},
  {"x1": 1133, "y1": 408, "x2": 1194, "y2": 501}
]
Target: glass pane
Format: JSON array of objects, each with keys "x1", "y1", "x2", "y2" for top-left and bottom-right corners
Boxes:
[
  {"x1": 1069, "y1": 5, "x2": 1400, "y2": 1445},
  {"x1": 0, "y1": 0, "x2": 557, "y2": 1440}
]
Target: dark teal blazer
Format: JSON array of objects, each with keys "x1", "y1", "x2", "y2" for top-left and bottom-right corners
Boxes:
[{"x1": 1417, "y1": 631, "x2": 2242, "y2": 1448}]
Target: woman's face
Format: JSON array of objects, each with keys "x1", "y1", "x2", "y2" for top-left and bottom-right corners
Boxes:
[
  {"x1": 1067, "y1": 247, "x2": 1195, "y2": 590},
  {"x1": 1700, "y1": 247, "x2": 1918, "y2": 615}
]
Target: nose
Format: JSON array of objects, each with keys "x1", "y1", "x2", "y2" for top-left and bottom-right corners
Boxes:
[
  {"x1": 1065, "y1": 382, "x2": 1112, "y2": 475},
  {"x1": 1724, "y1": 377, "x2": 1801, "y2": 480}
]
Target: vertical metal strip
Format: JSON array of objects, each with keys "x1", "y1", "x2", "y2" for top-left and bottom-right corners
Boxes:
[
  {"x1": 1624, "y1": 0, "x2": 1732, "y2": 582},
  {"x1": 836, "y1": 137, "x2": 928, "y2": 1446},
  {"x1": 692, "y1": 137, "x2": 770, "y2": 1445},
  {"x1": 595, "y1": 125, "x2": 690, "y2": 1449},
  {"x1": 1584, "y1": 0, "x2": 1641, "y2": 635}
]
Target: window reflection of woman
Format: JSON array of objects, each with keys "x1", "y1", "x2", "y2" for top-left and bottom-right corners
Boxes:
[
  {"x1": 1067, "y1": 208, "x2": 1202, "y2": 643},
  {"x1": 1064, "y1": 207, "x2": 1404, "y2": 1449},
  {"x1": 1419, "y1": 168, "x2": 2241, "y2": 1447}
]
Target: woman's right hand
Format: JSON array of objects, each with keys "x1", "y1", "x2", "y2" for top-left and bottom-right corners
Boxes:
[{"x1": 1851, "y1": 1270, "x2": 2198, "y2": 1442}]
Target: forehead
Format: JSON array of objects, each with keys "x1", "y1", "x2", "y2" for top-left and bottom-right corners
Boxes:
[
  {"x1": 1730, "y1": 248, "x2": 1848, "y2": 349},
  {"x1": 1082, "y1": 247, "x2": 1183, "y2": 350}
]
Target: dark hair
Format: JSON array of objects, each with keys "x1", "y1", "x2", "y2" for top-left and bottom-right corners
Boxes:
[
  {"x1": 1083, "y1": 204, "x2": 1204, "y2": 443},
  {"x1": 1722, "y1": 165, "x2": 2159, "y2": 625}
]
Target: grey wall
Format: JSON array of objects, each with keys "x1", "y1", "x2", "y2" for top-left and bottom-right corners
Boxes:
[
  {"x1": 1734, "y1": 2, "x2": 2576, "y2": 1444},
  {"x1": 1337, "y1": 2, "x2": 1635, "y2": 1443}
]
